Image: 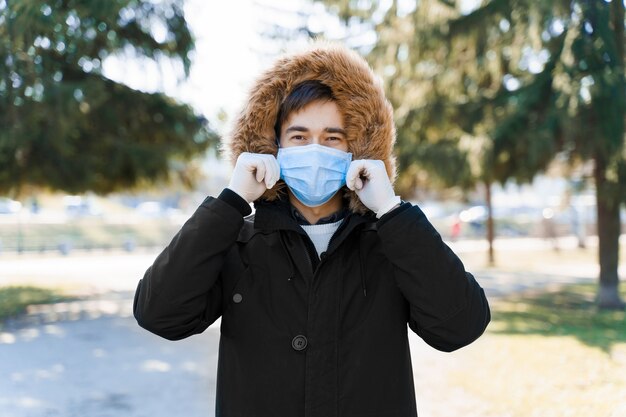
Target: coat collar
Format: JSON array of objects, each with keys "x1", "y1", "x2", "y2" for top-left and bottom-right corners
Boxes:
[{"x1": 253, "y1": 197, "x2": 375, "y2": 252}]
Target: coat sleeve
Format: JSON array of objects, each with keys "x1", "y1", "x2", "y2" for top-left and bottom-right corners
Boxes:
[
  {"x1": 133, "y1": 194, "x2": 247, "y2": 341},
  {"x1": 376, "y1": 202, "x2": 490, "y2": 352}
]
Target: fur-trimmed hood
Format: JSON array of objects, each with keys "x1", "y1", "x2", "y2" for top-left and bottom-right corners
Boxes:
[{"x1": 225, "y1": 43, "x2": 397, "y2": 214}]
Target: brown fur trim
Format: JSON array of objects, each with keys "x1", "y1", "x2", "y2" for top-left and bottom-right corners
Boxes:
[{"x1": 224, "y1": 42, "x2": 396, "y2": 214}]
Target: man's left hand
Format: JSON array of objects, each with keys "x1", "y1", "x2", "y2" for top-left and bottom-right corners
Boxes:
[{"x1": 346, "y1": 159, "x2": 401, "y2": 218}]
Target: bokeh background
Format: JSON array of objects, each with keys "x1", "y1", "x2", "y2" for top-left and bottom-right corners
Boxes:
[{"x1": 1, "y1": 1, "x2": 625, "y2": 416}]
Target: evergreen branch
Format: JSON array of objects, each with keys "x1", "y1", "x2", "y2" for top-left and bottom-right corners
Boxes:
[
  {"x1": 448, "y1": 0, "x2": 514, "y2": 38},
  {"x1": 435, "y1": 0, "x2": 456, "y2": 8}
]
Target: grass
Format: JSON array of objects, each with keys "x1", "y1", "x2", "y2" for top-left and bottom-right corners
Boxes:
[
  {"x1": 490, "y1": 283, "x2": 626, "y2": 351},
  {"x1": 0, "y1": 285, "x2": 75, "y2": 322},
  {"x1": 2, "y1": 246, "x2": 625, "y2": 416},
  {"x1": 425, "y1": 282, "x2": 626, "y2": 417}
]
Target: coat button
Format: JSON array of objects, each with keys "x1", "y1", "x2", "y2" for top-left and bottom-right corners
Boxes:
[
  {"x1": 292, "y1": 335, "x2": 308, "y2": 351},
  {"x1": 233, "y1": 293, "x2": 243, "y2": 303}
]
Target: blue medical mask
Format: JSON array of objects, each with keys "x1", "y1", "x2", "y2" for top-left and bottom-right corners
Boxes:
[{"x1": 277, "y1": 144, "x2": 352, "y2": 207}]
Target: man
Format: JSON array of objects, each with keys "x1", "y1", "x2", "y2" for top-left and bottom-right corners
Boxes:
[{"x1": 133, "y1": 43, "x2": 490, "y2": 417}]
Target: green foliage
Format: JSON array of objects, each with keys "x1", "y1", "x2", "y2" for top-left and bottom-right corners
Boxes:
[
  {"x1": 490, "y1": 34, "x2": 567, "y2": 182},
  {"x1": 0, "y1": 0, "x2": 217, "y2": 196},
  {"x1": 446, "y1": 0, "x2": 625, "y2": 184},
  {"x1": 316, "y1": 0, "x2": 624, "y2": 196},
  {"x1": 0, "y1": 285, "x2": 74, "y2": 321},
  {"x1": 313, "y1": 0, "x2": 624, "y2": 304},
  {"x1": 316, "y1": 0, "x2": 506, "y2": 196}
]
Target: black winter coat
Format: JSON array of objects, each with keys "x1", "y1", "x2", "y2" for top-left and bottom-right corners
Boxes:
[{"x1": 133, "y1": 192, "x2": 490, "y2": 417}]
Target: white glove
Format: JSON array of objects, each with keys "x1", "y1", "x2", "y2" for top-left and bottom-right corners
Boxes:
[
  {"x1": 346, "y1": 159, "x2": 401, "y2": 218},
  {"x1": 228, "y1": 152, "x2": 280, "y2": 203}
]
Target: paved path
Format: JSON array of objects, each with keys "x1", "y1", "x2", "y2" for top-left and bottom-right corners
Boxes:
[
  {"x1": 0, "y1": 305, "x2": 491, "y2": 417},
  {"x1": 1, "y1": 314, "x2": 218, "y2": 417},
  {"x1": 0, "y1": 243, "x2": 602, "y2": 417}
]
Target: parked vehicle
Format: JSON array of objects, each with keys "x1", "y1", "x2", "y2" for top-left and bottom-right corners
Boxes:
[{"x1": 0, "y1": 198, "x2": 21, "y2": 215}]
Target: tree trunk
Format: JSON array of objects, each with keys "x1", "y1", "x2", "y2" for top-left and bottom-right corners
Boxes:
[
  {"x1": 594, "y1": 156, "x2": 624, "y2": 310},
  {"x1": 594, "y1": 0, "x2": 626, "y2": 310},
  {"x1": 485, "y1": 181, "x2": 495, "y2": 266}
]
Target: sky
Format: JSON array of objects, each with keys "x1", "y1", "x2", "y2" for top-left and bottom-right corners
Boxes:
[
  {"x1": 101, "y1": 0, "x2": 486, "y2": 135},
  {"x1": 102, "y1": 0, "x2": 322, "y2": 134}
]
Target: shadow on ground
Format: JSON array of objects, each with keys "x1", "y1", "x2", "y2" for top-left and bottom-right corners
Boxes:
[{"x1": 490, "y1": 283, "x2": 626, "y2": 351}]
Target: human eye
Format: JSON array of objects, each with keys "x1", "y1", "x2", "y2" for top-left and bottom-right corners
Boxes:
[
  {"x1": 291, "y1": 135, "x2": 306, "y2": 142},
  {"x1": 325, "y1": 136, "x2": 344, "y2": 145}
]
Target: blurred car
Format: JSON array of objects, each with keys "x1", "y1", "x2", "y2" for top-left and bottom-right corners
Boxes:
[
  {"x1": 459, "y1": 205, "x2": 488, "y2": 224},
  {"x1": 135, "y1": 201, "x2": 163, "y2": 217},
  {"x1": 457, "y1": 204, "x2": 546, "y2": 237},
  {"x1": 63, "y1": 195, "x2": 102, "y2": 217},
  {"x1": 0, "y1": 197, "x2": 22, "y2": 214}
]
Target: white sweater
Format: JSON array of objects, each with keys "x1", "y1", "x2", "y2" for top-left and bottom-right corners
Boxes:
[{"x1": 300, "y1": 219, "x2": 343, "y2": 257}]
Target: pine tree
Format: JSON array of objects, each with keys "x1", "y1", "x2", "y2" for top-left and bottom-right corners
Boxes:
[
  {"x1": 315, "y1": 0, "x2": 625, "y2": 309},
  {"x1": 0, "y1": 0, "x2": 217, "y2": 196}
]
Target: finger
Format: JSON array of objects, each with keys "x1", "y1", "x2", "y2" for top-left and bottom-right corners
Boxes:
[
  {"x1": 349, "y1": 160, "x2": 372, "y2": 190},
  {"x1": 369, "y1": 160, "x2": 385, "y2": 176},
  {"x1": 346, "y1": 160, "x2": 366, "y2": 190},
  {"x1": 236, "y1": 152, "x2": 250, "y2": 170},
  {"x1": 254, "y1": 159, "x2": 266, "y2": 183},
  {"x1": 268, "y1": 156, "x2": 279, "y2": 187},
  {"x1": 268, "y1": 156, "x2": 280, "y2": 187},
  {"x1": 355, "y1": 177, "x2": 363, "y2": 190},
  {"x1": 262, "y1": 158, "x2": 274, "y2": 188}
]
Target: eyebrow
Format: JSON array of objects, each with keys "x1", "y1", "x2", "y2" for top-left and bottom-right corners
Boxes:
[
  {"x1": 284, "y1": 125, "x2": 346, "y2": 135},
  {"x1": 325, "y1": 127, "x2": 346, "y2": 135}
]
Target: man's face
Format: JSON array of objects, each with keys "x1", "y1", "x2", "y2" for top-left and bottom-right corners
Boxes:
[{"x1": 279, "y1": 100, "x2": 348, "y2": 152}]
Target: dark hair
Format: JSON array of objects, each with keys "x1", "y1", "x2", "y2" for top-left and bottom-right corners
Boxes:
[{"x1": 274, "y1": 80, "x2": 335, "y2": 140}]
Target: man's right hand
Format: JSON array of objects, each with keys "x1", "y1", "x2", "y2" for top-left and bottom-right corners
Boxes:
[{"x1": 227, "y1": 152, "x2": 280, "y2": 203}]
